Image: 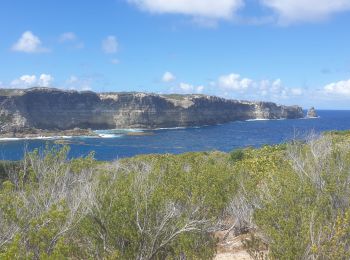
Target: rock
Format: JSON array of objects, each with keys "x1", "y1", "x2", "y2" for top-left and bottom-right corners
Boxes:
[
  {"x1": 307, "y1": 107, "x2": 318, "y2": 118},
  {"x1": 0, "y1": 87, "x2": 304, "y2": 133}
]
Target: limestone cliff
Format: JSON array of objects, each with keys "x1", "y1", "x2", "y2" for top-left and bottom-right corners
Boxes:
[{"x1": 0, "y1": 88, "x2": 304, "y2": 133}]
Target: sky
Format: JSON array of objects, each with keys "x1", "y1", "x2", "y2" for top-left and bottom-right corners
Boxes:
[{"x1": 1, "y1": 0, "x2": 350, "y2": 109}]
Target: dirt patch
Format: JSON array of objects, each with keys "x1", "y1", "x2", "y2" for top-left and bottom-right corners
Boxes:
[
  {"x1": 214, "y1": 230, "x2": 253, "y2": 259},
  {"x1": 214, "y1": 251, "x2": 253, "y2": 260}
]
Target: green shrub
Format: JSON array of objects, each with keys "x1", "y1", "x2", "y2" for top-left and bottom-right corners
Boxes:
[
  {"x1": 0, "y1": 148, "x2": 238, "y2": 259},
  {"x1": 229, "y1": 149, "x2": 245, "y2": 163},
  {"x1": 77, "y1": 152, "x2": 237, "y2": 259},
  {"x1": 240, "y1": 135, "x2": 350, "y2": 259},
  {"x1": 1, "y1": 133, "x2": 350, "y2": 258},
  {"x1": 0, "y1": 161, "x2": 19, "y2": 181}
]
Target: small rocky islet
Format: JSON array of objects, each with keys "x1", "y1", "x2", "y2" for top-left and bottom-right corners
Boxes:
[{"x1": 307, "y1": 107, "x2": 318, "y2": 118}]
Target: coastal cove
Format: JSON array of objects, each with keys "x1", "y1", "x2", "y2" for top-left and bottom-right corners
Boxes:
[{"x1": 0, "y1": 110, "x2": 349, "y2": 161}]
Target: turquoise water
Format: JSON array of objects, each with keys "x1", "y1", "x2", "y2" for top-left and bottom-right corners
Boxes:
[{"x1": 0, "y1": 110, "x2": 350, "y2": 161}]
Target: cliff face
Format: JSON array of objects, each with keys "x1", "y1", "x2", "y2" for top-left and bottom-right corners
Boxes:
[{"x1": 0, "y1": 88, "x2": 304, "y2": 132}]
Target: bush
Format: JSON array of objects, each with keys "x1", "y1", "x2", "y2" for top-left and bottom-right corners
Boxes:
[
  {"x1": 0, "y1": 149, "x2": 238, "y2": 259},
  {"x1": 238, "y1": 135, "x2": 350, "y2": 259},
  {"x1": 0, "y1": 161, "x2": 19, "y2": 182},
  {"x1": 0, "y1": 146, "x2": 96, "y2": 259},
  {"x1": 229, "y1": 149, "x2": 245, "y2": 163},
  {"x1": 76, "y1": 152, "x2": 237, "y2": 259}
]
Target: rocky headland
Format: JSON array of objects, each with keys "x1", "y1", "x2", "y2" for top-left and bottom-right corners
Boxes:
[{"x1": 0, "y1": 87, "x2": 304, "y2": 137}]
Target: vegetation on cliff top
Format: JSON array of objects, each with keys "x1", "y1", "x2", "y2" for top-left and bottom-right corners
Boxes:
[{"x1": 1, "y1": 131, "x2": 350, "y2": 258}]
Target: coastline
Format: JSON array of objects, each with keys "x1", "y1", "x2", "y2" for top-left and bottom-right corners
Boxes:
[
  {"x1": 0, "y1": 128, "x2": 97, "y2": 140},
  {"x1": 0, "y1": 117, "x2": 319, "y2": 141},
  {"x1": 0, "y1": 111, "x2": 347, "y2": 162},
  {"x1": 0, "y1": 128, "x2": 155, "y2": 141}
]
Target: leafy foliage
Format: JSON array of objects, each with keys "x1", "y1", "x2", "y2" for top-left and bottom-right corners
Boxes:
[
  {"x1": 234, "y1": 135, "x2": 350, "y2": 259},
  {"x1": 1, "y1": 133, "x2": 350, "y2": 259},
  {"x1": 0, "y1": 149, "x2": 237, "y2": 259},
  {"x1": 0, "y1": 161, "x2": 18, "y2": 182},
  {"x1": 76, "y1": 152, "x2": 237, "y2": 259},
  {"x1": 229, "y1": 149, "x2": 245, "y2": 163}
]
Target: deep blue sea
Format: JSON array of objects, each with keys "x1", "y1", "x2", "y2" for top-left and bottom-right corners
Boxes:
[{"x1": 1, "y1": 110, "x2": 350, "y2": 161}]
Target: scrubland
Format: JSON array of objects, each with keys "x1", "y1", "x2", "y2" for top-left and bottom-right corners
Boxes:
[{"x1": 1, "y1": 131, "x2": 350, "y2": 259}]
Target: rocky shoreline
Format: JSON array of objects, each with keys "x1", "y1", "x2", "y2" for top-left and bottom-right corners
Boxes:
[
  {"x1": 0, "y1": 127, "x2": 155, "y2": 139},
  {"x1": 0, "y1": 128, "x2": 97, "y2": 139}
]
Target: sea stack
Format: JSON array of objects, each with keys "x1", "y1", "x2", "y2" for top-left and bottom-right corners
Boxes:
[{"x1": 307, "y1": 107, "x2": 318, "y2": 118}]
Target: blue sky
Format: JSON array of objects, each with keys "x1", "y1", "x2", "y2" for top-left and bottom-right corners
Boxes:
[{"x1": 1, "y1": 0, "x2": 350, "y2": 109}]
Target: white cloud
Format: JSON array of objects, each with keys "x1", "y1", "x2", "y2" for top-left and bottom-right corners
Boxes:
[
  {"x1": 67, "y1": 75, "x2": 79, "y2": 84},
  {"x1": 178, "y1": 82, "x2": 204, "y2": 93},
  {"x1": 59, "y1": 32, "x2": 77, "y2": 42},
  {"x1": 212, "y1": 73, "x2": 303, "y2": 101},
  {"x1": 261, "y1": 0, "x2": 350, "y2": 24},
  {"x1": 259, "y1": 79, "x2": 290, "y2": 98},
  {"x1": 128, "y1": 0, "x2": 350, "y2": 25},
  {"x1": 324, "y1": 79, "x2": 350, "y2": 96},
  {"x1": 12, "y1": 31, "x2": 49, "y2": 53},
  {"x1": 179, "y1": 83, "x2": 193, "y2": 92},
  {"x1": 11, "y1": 75, "x2": 37, "y2": 88},
  {"x1": 59, "y1": 32, "x2": 84, "y2": 49},
  {"x1": 10, "y1": 74, "x2": 54, "y2": 88},
  {"x1": 218, "y1": 73, "x2": 253, "y2": 91},
  {"x1": 102, "y1": 36, "x2": 118, "y2": 54},
  {"x1": 162, "y1": 71, "x2": 176, "y2": 82},
  {"x1": 196, "y1": 85, "x2": 204, "y2": 93},
  {"x1": 290, "y1": 88, "x2": 303, "y2": 96},
  {"x1": 166, "y1": 72, "x2": 302, "y2": 101},
  {"x1": 127, "y1": 0, "x2": 244, "y2": 20},
  {"x1": 65, "y1": 75, "x2": 92, "y2": 91},
  {"x1": 38, "y1": 74, "x2": 54, "y2": 87}
]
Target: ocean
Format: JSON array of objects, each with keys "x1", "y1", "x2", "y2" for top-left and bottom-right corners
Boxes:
[{"x1": 1, "y1": 110, "x2": 350, "y2": 161}]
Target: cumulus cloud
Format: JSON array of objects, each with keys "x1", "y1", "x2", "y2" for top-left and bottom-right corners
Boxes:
[
  {"x1": 218, "y1": 73, "x2": 253, "y2": 91},
  {"x1": 127, "y1": 0, "x2": 244, "y2": 20},
  {"x1": 166, "y1": 72, "x2": 303, "y2": 101},
  {"x1": 178, "y1": 82, "x2": 205, "y2": 93},
  {"x1": 162, "y1": 71, "x2": 176, "y2": 82},
  {"x1": 179, "y1": 83, "x2": 193, "y2": 92},
  {"x1": 261, "y1": 0, "x2": 350, "y2": 24},
  {"x1": 65, "y1": 75, "x2": 92, "y2": 91},
  {"x1": 38, "y1": 74, "x2": 54, "y2": 87},
  {"x1": 213, "y1": 73, "x2": 303, "y2": 100},
  {"x1": 10, "y1": 74, "x2": 54, "y2": 88},
  {"x1": 258, "y1": 79, "x2": 290, "y2": 98},
  {"x1": 259, "y1": 79, "x2": 303, "y2": 99},
  {"x1": 128, "y1": 0, "x2": 350, "y2": 25},
  {"x1": 11, "y1": 75, "x2": 37, "y2": 87},
  {"x1": 290, "y1": 88, "x2": 303, "y2": 96},
  {"x1": 196, "y1": 85, "x2": 204, "y2": 93},
  {"x1": 12, "y1": 31, "x2": 49, "y2": 53},
  {"x1": 59, "y1": 32, "x2": 84, "y2": 49},
  {"x1": 102, "y1": 36, "x2": 118, "y2": 54},
  {"x1": 324, "y1": 79, "x2": 350, "y2": 96}
]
